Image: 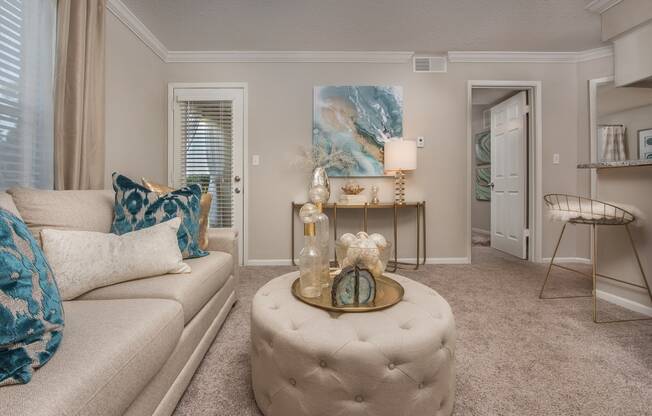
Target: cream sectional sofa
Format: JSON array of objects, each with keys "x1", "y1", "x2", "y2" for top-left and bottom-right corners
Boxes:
[{"x1": 0, "y1": 189, "x2": 239, "y2": 416}]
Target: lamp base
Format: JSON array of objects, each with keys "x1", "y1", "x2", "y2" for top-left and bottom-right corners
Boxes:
[{"x1": 393, "y1": 170, "x2": 406, "y2": 205}]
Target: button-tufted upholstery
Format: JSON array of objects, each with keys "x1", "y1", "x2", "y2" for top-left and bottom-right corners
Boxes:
[{"x1": 251, "y1": 272, "x2": 456, "y2": 416}]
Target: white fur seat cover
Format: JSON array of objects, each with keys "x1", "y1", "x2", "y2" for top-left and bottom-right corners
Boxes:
[{"x1": 251, "y1": 272, "x2": 456, "y2": 416}]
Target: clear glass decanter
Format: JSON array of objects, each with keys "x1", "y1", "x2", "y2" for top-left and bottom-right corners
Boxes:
[
  {"x1": 309, "y1": 185, "x2": 331, "y2": 287},
  {"x1": 298, "y1": 203, "x2": 322, "y2": 298},
  {"x1": 298, "y1": 221, "x2": 321, "y2": 298},
  {"x1": 314, "y1": 203, "x2": 330, "y2": 287}
]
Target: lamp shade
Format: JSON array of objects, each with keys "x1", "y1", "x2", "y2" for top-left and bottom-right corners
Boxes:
[{"x1": 384, "y1": 139, "x2": 417, "y2": 172}]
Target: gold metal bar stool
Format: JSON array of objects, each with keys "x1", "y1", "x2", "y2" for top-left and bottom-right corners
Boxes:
[{"x1": 539, "y1": 194, "x2": 652, "y2": 324}]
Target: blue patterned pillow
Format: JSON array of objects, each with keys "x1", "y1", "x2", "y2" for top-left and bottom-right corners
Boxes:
[
  {"x1": 0, "y1": 208, "x2": 64, "y2": 386},
  {"x1": 111, "y1": 173, "x2": 208, "y2": 259}
]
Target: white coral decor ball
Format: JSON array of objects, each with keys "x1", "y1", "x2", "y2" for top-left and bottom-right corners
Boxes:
[
  {"x1": 356, "y1": 231, "x2": 369, "y2": 240},
  {"x1": 347, "y1": 238, "x2": 378, "y2": 267},
  {"x1": 369, "y1": 233, "x2": 387, "y2": 249},
  {"x1": 339, "y1": 233, "x2": 357, "y2": 247},
  {"x1": 360, "y1": 240, "x2": 378, "y2": 262},
  {"x1": 346, "y1": 243, "x2": 363, "y2": 264},
  {"x1": 368, "y1": 259, "x2": 384, "y2": 278}
]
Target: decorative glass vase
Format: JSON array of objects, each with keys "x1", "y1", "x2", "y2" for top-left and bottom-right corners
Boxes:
[
  {"x1": 299, "y1": 222, "x2": 322, "y2": 298},
  {"x1": 314, "y1": 206, "x2": 330, "y2": 287},
  {"x1": 309, "y1": 185, "x2": 331, "y2": 288},
  {"x1": 310, "y1": 167, "x2": 331, "y2": 197},
  {"x1": 298, "y1": 203, "x2": 322, "y2": 298}
]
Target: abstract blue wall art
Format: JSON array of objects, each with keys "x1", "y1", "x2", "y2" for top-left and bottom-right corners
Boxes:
[{"x1": 313, "y1": 86, "x2": 403, "y2": 177}]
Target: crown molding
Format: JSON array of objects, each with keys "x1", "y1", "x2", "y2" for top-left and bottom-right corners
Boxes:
[
  {"x1": 165, "y1": 50, "x2": 414, "y2": 63},
  {"x1": 106, "y1": 0, "x2": 412, "y2": 63},
  {"x1": 448, "y1": 46, "x2": 613, "y2": 64},
  {"x1": 106, "y1": 0, "x2": 168, "y2": 61},
  {"x1": 575, "y1": 45, "x2": 614, "y2": 62},
  {"x1": 107, "y1": 0, "x2": 613, "y2": 65},
  {"x1": 585, "y1": 0, "x2": 622, "y2": 14}
]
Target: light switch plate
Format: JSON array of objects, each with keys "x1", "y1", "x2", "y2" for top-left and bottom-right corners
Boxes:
[
  {"x1": 553, "y1": 153, "x2": 560, "y2": 165},
  {"x1": 252, "y1": 155, "x2": 260, "y2": 166},
  {"x1": 417, "y1": 136, "x2": 425, "y2": 148}
]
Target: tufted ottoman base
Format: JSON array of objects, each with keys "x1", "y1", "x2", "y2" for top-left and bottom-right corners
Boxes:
[{"x1": 251, "y1": 272, "x2": 456, "y2": 416}]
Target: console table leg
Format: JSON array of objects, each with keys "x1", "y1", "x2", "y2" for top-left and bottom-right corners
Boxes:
[
  {"x1": 415, "y1": 203, "x2": 420, "y2": 270},
  {"x1": 291, "y1": 202, "x2": 296, "y2": 266},
  {"x1": 392, "y1": 204, "x2": 399, "y2": 272},
  {"x1": 333, "y1": 204, "x2": 338, "y2": 264},
  {"x1": 422, "y1": 201, "x2": 427, "y2": 265}
]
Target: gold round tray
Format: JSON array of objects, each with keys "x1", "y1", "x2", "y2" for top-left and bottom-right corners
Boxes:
[{"x1": 291, "y1": 274, "x2": 404, "y2": 313}]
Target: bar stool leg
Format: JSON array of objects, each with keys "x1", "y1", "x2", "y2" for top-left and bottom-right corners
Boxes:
[
  {"x1": 539, "y1": 223, "x2": 567, "y2": 299},
  {"x1": 625, "y1": 224, "x2": 652, "y2": 301},
  {"x1": 592, "y1": 223, "x2": 598, "y2": 323}
]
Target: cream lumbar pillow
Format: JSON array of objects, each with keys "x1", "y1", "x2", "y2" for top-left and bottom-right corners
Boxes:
[{"x1": 41, "y1": 217, "x2": 191, "y2": 300}]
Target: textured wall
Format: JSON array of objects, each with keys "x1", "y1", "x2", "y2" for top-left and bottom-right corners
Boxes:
[
  {"x1": 162, "y1": 60, "x2": 583, "y2": 262},
  {"x1": 105, "y1": 12, "x2": 166, "y2": 186},
  {"x1": 106, "y1": 16, "x2": 592, "y2": 264}
]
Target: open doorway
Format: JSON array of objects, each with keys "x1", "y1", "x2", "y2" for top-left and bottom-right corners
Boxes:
[{"x1": 466, "y1": 81, "x2": 543, "y2": 263}]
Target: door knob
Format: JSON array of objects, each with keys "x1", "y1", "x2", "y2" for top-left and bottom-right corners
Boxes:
[
  {"x1": 234, "y1": 176, "x2": 241, "y2": 182},
  {"x1": 234, "y1": 187, "x2": 241, "y2": 194}
]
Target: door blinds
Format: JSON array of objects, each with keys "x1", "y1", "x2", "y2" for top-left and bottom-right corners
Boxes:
[{"x1": 177, "y1": 100, "x2": 233, "y2": 228}]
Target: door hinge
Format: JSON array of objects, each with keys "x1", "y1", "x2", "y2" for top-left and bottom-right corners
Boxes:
[
  {"x1": 523, "y1": 105, "x2": 531, "y2": 114},
  {"x1": 524, "y1": 229, "x2": 530, "y2": 238}
]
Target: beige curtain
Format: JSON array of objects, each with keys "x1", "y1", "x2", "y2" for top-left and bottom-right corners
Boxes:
[{"x1": 54, "y1": 0, "x2": 105, "y2": 190}]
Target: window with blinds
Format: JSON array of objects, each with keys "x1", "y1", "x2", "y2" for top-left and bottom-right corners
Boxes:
[
  {"x1": 0, "y1": 0, "x2": 56, "y2": 191},
  {"x1": 177, "y1": 100, "x2": 234, "y2": 228}
]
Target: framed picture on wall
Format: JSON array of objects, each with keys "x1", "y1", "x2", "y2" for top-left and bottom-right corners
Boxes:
[
  {"x1": 638, "y1": 128, "x2": 652, "y2": 160},
  {"x1": 475, "y1": 166, "x2": 491, "y2": 201},
  {"x1": 313, "y1": 85, "x2": 403, "y2": 177}
]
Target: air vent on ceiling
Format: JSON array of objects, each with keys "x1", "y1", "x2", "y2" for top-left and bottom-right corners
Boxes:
[{"x1": 413, "y1": 56, "x2": 447, "y2": 73}]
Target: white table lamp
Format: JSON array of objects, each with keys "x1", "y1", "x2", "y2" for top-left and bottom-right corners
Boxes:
[{"x1": 384, "y1": 138, "x2": 417, "y2": 204}]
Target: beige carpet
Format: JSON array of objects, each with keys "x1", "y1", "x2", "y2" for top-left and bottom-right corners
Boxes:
[{"x1": 174, "y1": 247, "x2": 652, "y2": 416}]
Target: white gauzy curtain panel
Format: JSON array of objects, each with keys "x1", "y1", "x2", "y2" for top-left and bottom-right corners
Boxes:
[
  {"x1": 599, "y1": 125, "x2": 627, "y2": 162},
  {"x1": 0, "y1": 0, "x2": 56, "y2": 191}
]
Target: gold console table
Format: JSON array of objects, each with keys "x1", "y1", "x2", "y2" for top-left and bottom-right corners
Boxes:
[{"x1": 291, "y1": 201, "x2": 426, "y2": 271}]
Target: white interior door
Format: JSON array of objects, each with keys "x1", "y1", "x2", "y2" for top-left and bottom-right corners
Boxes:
[
  {"x1": 490, "y1": 91, "x2": 528, "y2": 258},
  {"x1": 170, "y1": 86, "x2": 245, "y2": 263}
]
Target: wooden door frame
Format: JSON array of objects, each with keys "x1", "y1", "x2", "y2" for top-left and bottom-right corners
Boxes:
[
  {"x1": 167, "y1": 82, "x2": 249, "y2": 266},
  {"x1": 466, "y1": 80, "x2": 543, "y2": 263}
]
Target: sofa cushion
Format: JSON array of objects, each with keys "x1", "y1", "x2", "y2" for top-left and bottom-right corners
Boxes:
[
  {"x1": 0, "y1": 208, "x2": 64, "y2": 386},
  {"x1": 142, "y1": 178, "x2": 213, "y2": 251},
  {"x1": 79, "y1": 251, "x2": 233, "y2": 324},
  {"x1": 0, "y1": 193, "x2": 21, "y2": 219},
  {"x1": 42, "y1": 218, "x2": 191, "y2": 300},
  {"x1": 0, "y1": 299, "x2": 183, "y2": 416},
  {"x1": 7, "y1": 188, "x2": 114, "y2": 242},
  {"x1": 111, "y1": 173, "x2": 207, "y2": 259}
]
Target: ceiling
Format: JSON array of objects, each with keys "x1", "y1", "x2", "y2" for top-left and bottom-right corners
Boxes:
[{"x1": 121, "y1": 0, "x2": 604, "y2": 52}]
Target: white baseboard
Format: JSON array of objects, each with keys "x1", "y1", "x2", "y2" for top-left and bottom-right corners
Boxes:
[
  {"x1": 245, "y1": 259, "x2": 294, "y2": 266},
  {"x1": 420, "y1": 257, "x2": 471, "y2": 264},
  {"x1": 245, "y1": 257, "x2": 471, "y2": 266},
  {"x1": 471, "y1": 228, "x2": 490, "y2": 236},
  {"x1": 596, "y1": 289, "x2": 652, "y2": 317},
  {"x1": 541, "y1": 257, "x2": 592, "y2": 265}
]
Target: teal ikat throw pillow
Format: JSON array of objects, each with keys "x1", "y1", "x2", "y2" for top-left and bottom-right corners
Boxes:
[
  {"x1": 111, "y1": 173, "x2": 208, "y2": 259},
  {"x1": 0, "y1": 208, "x2": 64, "y2": 386}
]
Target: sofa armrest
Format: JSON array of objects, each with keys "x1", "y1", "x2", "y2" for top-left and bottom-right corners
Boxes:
[{"x1": 206, "y1": 228, "x2": 239, "y2": 279}]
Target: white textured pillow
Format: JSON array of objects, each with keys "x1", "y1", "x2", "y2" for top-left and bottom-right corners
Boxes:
[{"x1": 41, "y1": 217, "x2": 191, "y2": 300}]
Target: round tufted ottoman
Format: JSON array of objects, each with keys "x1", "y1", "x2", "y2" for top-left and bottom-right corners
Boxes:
[{"x1": 251, "y1": 272, "x2": 456, "y2": 416}]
